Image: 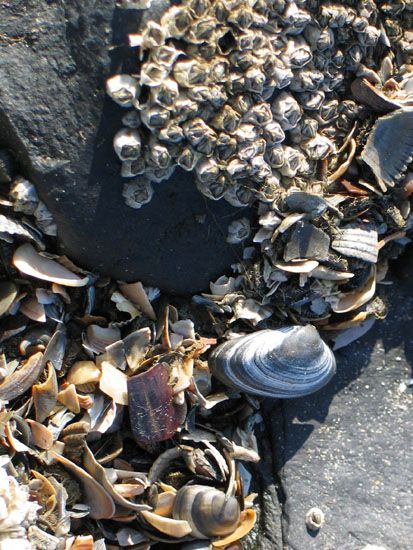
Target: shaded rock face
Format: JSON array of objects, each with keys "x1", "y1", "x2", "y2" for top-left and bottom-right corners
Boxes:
[{"x1": 0, "y1": 0, "x2": 250, "y2": 294}]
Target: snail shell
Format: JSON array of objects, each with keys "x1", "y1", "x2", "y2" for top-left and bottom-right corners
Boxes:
[
  {"x1": 209, "y1": 325, "x2": 336, "y2": 398},
  {"x1": 172, "y1": 485, "x2": 240, "y2": 540}
]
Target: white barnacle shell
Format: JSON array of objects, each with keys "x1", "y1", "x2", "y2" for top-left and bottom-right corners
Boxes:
[
  {"x1": 211, "y1": 105, "x2": 241, "y2": 134},
  {"x1": 297, "y1": 91, "x2": 325, "y2": 111},
  {"x1": 158, "y1": 123, "x2": 185, "y2": 144},
  {"x1": 304, "y1": 25, "x2": 335, "y2": 52},
  {"x1": 150, "y1": 78, "x2": 179, "y2": 109},
  {"x1": 121, "y1": 158, "x2": 146, "y2": 178},
  {"x1": 242, "y1": 103, "x2": 273, "y2": 126},
  {"x1": 283, "y1": 3, "x2": 311, "y2": 35},
  {"x1": 177, "y1": 146, "x2": 200, "y2": 171},
  {"x1": 289, "y1": 116, "x2": 318, "y2": 144},
  {"x1": 300, "y1": 134, "x2": 335, "y2": 160},
  {"x1": 140, "y1": 105, "x2": 170, "y2": 129},
  {"x1": 106, "y1": 75, "x2": 140, "y2": 108},
  {"x1": 147, "y1": 138, "x2": 172, "y2": 169},
  {"x1": 272, "y1": 92, "x2": 302, "y2": 131},
  {"x1": 249, "y1": 156, "x2": 272, "y2": 181},
  {"x1": 264, "y1": 144, "x2": 285, "y2": 169},
  {"x1": 238, "y1": 139, "x2": 266, "y2": 161},
  {"x1": 186, "y1": 17, "x2": 217, "y2": 44},
  {"x1": 289, "y1": 69, "x2": 324, "y2": 93},
  {"x1": 226, "y1": 217, "x2": 250, "y2": 244},
  {"x1": 224, "y1": 184, "x2": 252, "y2": 208},
  {"x1": 263, "y1": 120, "x2": 285, "y2": 145},
  {"x1": 161, "y1": 6, "x2": 192, "y2": 39},
  {"x1": 173, "y1": 59, "x2": 208, "y2": 87},
  {"x1": 282, "y1": 37, "x2": 313, "y2": 69},
  {"x1": 151, "y1": 44, "x2": 183, "y2": 69},
  {"x1": 226, "y1": 157, "x2": 249, "y2": 180},
  {"x1": 279, "y1": 146, "x2": 305, "y2": 178},
  {"x1": 244, "y1": 66, "x2": 266, "y2": 94},
  {"x1": 10, "y1": 177, "x2": 39, "y2": 214},
  {"x1": 145, "y1": 164, "x2": 176, "y2": 183},
  {"x1": 195, "y1": 157, "x2": 220, "y2": 184},
  {"x1": 197, "y1": 175, "x2": 228, "y2": 201},
  {"x1": 235, "y1": 123, "x2": 260, "y2": 143},
  {"x1": 141, "y1": 21, "x2": 165, "y2": 49},
  {"x1": 208, "y1": 326, "x2": 336, "y2": 398},
  {"x1": 140, "y1": 62, "x2": 169, "y2": 87},
  {"x1": 122, "y1": 177, "x2": 154, "y2": 209},
  {"x1": 113, "y1": 128, "x2": 142, "y2": 161}
]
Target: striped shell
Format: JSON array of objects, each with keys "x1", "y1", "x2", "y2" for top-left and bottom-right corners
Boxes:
[
  {"x1": 361, "y1": 107, "x2": 413, "y2": 189},
  {"x1": 208, "y1": 325, "x2": 335, "y2": 398},
  {"x1": 331, "y1": 226, "x2": 378, "y2": 263}
]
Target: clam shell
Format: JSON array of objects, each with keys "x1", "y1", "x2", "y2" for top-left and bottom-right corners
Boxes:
[
  {"x1": 208, "y1": 326, "x2": 335, "y2": 399},
  {"x1": 351, "y1": 78, "x2": 401, "y2": 114},
  {"x1": 331, "y1": 226, "x2": 378, "y2": 263},
  {"x1": 361, "y1": 107, "x2": 413, "y2": 189}
]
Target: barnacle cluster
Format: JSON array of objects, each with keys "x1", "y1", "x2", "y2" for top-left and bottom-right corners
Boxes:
[{"x1": 108, "y1": 0, "x2": 411, "y2": 208}]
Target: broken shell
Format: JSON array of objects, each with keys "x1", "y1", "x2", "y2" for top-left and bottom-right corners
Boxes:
[
  {"x1": 127, "y1": 362, "x2": 187, "y2": 446},
  {"x1": 57, "y1": 384, "x2": 80, "y2": 414},
  {"x1": 361, "y1": 107, "x2": 413, "y2": 188},
  {"x1": 32, "y1": 361, "x2": 58, "y2": 423},
  {"x1": 173, "y1": 485, "x2": 240, "y2": 539},
  {"x1": 0, "y1": 352, "x2": 44, "y2": 401},
  {"x1": 351, "y1": 78, "x2": 402, "y2": 113},
  {"x1": 122, "y1": 177, "x2": 154, "y2": 209},
  {"x1": 26, "y1": 419, "x2": 54, "y2": 450},
  {"x1": 141, "y1": 510, "x2": 192, "y2": 538},
  {"x1": 113, "y1": 129, "x2": 142, "y2": 161},
  {"x1": 85, "y1": 325, "x2": 121, "y2": 355},
  {"x1": 332, "y1": 267, "x2": 376, "y2": 314},
  {"x1": 66, "y1": 361, "x2": 101, "y2": 388},
  {"x1": 106, "y1": 75, "x2": 140, "y2": 108},
  {"x1": 52, "y1": 452, "x2": 116, "y2": 520},
  {"x1": 119, "y1": 282, "x2": 156, "y2": 320},
  {"x1": 0, "y1": 281, "x2": 18, "y2": 317},
  {"x1": 13, "y1": 244, "x2": 89, "y2": 287},
  {"x1": 99, "y1": 362, "x2": 128, "y2": 406},
  {"x1": 332, "y1": 226, "x2": 378, "y2": 263},
  {"x1": 209, "y1": 326, "x2": 336, "y2": 398},
  {"x1": 10, "y1": 177, "x2": 39, "y2": 214}
]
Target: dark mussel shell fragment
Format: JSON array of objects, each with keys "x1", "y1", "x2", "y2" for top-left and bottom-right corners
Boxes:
[{"x1": 128, "y1": 362, "x2": 187, "y2": 446}]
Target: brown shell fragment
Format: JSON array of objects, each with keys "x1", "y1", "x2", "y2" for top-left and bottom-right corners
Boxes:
[
  {"x1": 361, "y1": 107, "x2": 413, "y2": 189},
  {"x1": 127, "y1": 362, "x2": 187, "y2": 446},
  {"x1": 351, "y1": 78, "x2": 402, "y2": 113},
  {"x1": 0, "y1": 351, "x2": 44, "y2": 401},
  {"x1": 331, "y1": 226, "x2": 378, "y2": 263}
]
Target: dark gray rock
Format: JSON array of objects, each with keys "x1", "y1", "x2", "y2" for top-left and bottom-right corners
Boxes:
[
  {"x1": 284, "y1": 221, "x2": 330, "y2": 261},
  {"x1": 268, "y1": 264, "x2": 413, "y2": 549},
  {"x1": 0, "y1": 0, "x2": 251, "y2": 295}
]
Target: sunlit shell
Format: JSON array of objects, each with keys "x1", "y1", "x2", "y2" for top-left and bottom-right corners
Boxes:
[
  {"x1": 106, "y1": 75, "x2": 140, "y2": 108},
  {"x1": 13, "y1": 244, "x2": 89, "y2": 287},
  {"x1": 361, "y1": 107, "x2": 413, "y2": 188},
  {"x1": 332, "y1": 226, "x2": 378, "y2": 263},
  {"x1": 122, "y1": 178, "x2": 154, "y2": 209}
]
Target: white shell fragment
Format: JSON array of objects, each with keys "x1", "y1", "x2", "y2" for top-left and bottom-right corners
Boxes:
[
  {"x1": 361, "y1": 107, "x2": 413, "y2": 189},
  {"x1": 13, "y1": 244, "x2": 89, "y2": 287},
  {"x1": 209, "y1": 326, "x2": 336, "y2": 398},
  {"x1": 99, "y1": 361, "x2": 129, "y2": 406},
  {"x1": 332, "y1": 227, "x2": 378, "y2": 263}
]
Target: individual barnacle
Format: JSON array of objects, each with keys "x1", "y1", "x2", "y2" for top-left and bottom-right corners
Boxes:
[
  {"x1": 272, "y1": 92, "x2": 302, "y2": 131},
  {"x1": 176, "y1": 146, "x2": 200, "y2": 171},
  {"x1": 184, "y1": 0, "x2": 211, "y2": 19},
  {"x1": 300, "y1": 134, "x2": 335, "y2": 160},
  {"x1": 282, "y1": 3, "x2": 312, "y2": 35},
  {"x1": 304, "y1": 25, "x2": 335, "y2": 52},
  {"x1": 242, "y1": 103, "x2": 273, "y2": 126},
  {"x1": 150, "y1": 44, "x2": 183, "y2": 68},
  {"x1": 288, "y1": 116, "x2": 318, "y2": 143},
  {"x1": 145, "y1": 164, "x2": 176, "y2": 183},
  {"x1": 121, "y1": 110, "x2": 141, "y2": 128},
  {"x1": 106, "y1": 75, "x2": 140, "y2": 108},
  {"x1": 122, "y1": 177, "x2": 154, "y2": 209},
  {"x1": 141, "y1": 21, "x2": 165, "y2": 49},
  {"x1": 235, "y1": 123, "x2": 261, "y2": 143},
  {"x1": 249, "y1": 156, "x2": 272, "y2": 181},
  {"x1": 289, "y1": 69, "x2": 324, "y2": 92},
  {"x1": 146, "y1": 138, "x2": 173, "y2": 169},
  {"x1": 195, "y1": 157, "x2": 220, "y2": 184},
  {"x1": 113, "y1": 129, "x2": 142, "y2": 161},
  {"x1": 297, "y1": 90, "x2": 325, "y2": 111},
  {"x1": 279, "y1": 146, "x2": 306, "y2": 178},
  {"x1": 160, "y1": 5, "x2": 192, "y2": 39},
  {"x1": 158, "y1": 123, "x2": 185, "y2": 144},
  {"x1": 183, "y1": 118, "x2": 214, "y2": 147},
  {"x1": 229, "y1": 50, "x2": 258, "y2": 71},
  {"x1": 186, "y1": 17, "x2": 217, "y2": 44},
  {"x1": 226, "y1": 72, "x2": 246, "y2": 95},
  {"x1": 174, "y1": 94, "x2": 199, "y2": 122},
  {"x1": 238, "y1": 139, "x2": 266, "y2": 162},
  {"x1": 230, "y1": 93, "x2": 255, "y2": 115},
  {"x1": 197, "y1": 174, "x2": 229, "y2": 201},
  {"x1": 140, "y1": 62, "x2": 169, "y2": 87},
  {"x1": 244, "y1": 67, "x2": 266, "y2": 94},
  {"x1": 314, "y1": 99, "x2": 339, "y2": 125},
  {"x1": 121, "y1": 158, "x2": 146, "y2": 178},
  {"x1": 140, "y1": 105, "x2": 170, "y2": 129},
  {"x1": 211, "y1": 105, "x2": 241, "y2": 134},
  {"x1": 356, "y1": 25, "x2": 381, "y2": 47},
  {"x1": 226, "y1": 217, "x2": 250, "y2": 244},
  {"x1": 215, "y1": 133, "x2": 238, "y2": 161},
  {"x1": 173, "y1": 59, "x2": 209, "y2": 87},
  {"x1": 150, "y1": 79, "x2": 179, "y2": 108},
  {"x1": 263, "y1": 120, "x2": 285, "y2": 145},
  {"x1": 282, "y1": 37, "x2": 313, "y2": 69},
  {"x1": 226, "y1": 157, "x2": 249, "y2": 180},
  {"x1": 224, "y1": 183, "x2": 253, "y2": 208},
  {"x1": 264, "y1": 144, "x2": 285, "y2": 169},
  {"x1": 227, "y1": 7, "x2": 255, "y2": 30},
  {"x1": 209, "y1": 56, "x2": 230, "y2": 82}
]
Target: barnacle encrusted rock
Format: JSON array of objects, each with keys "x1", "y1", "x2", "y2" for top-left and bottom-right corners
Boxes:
[{"x1": 108, "y1": 0, "x2": 411, "y2": 210}]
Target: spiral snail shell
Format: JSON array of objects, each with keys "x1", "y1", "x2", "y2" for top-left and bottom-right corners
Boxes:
[
  {"x1": 172, "y1": 485, "x2": 240, "y2": 539},
  {"x1": 209, "y1": 325, "x2": 335, "y2": 398}
]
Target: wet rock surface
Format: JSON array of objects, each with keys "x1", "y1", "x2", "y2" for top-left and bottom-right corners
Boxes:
[
  {"x1": 0, "y1": 0, "x2": 249, "y2": 294},
  {"x1": 257, "y1": 260, "x2": 412, "y2": 550}
]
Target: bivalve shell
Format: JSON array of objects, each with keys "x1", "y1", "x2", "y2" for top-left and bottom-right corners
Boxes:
[
  {"x1": 209, "y1": 326, "x2": 335, "y2": 398},
  {"x1": 331, "y1": 226, "x2": 378, "y2": 263}
]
